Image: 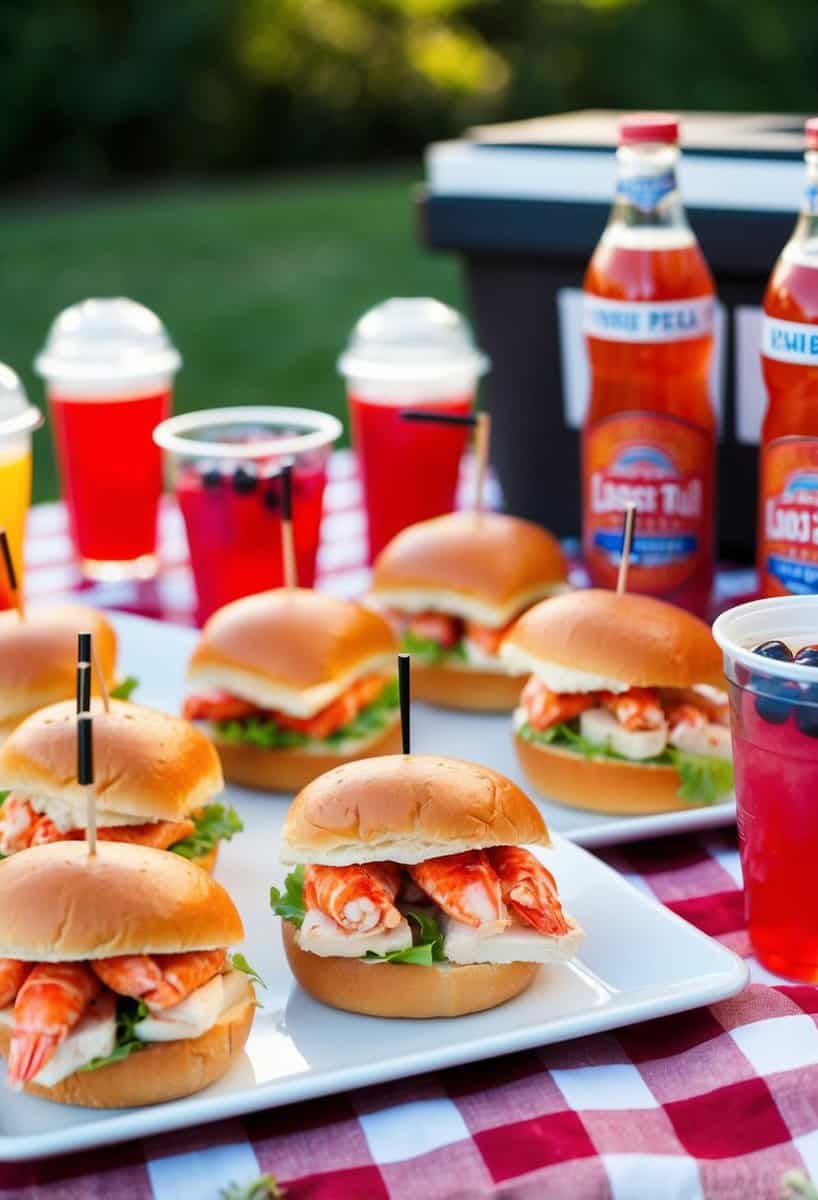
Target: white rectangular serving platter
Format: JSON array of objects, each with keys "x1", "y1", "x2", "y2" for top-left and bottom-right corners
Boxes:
[{"x1": 0, "y1": 614, "x2": 748, "y2": 1161}]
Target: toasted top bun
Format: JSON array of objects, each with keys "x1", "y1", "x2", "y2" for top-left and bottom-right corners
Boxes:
[
  {"x1": 0, "y1": 841, "x2": 243, "y2": 961},
  {"x1": 188, "y1": 588, "x2": 397, "y2": 719},
  {"x1": 369, "y1": 512, "x2": 568, "y2": 627},
  {"x1": 281, "y1": 753, "x2": 549, "y2": 866},
  {"x1": 502, "y1": 589, "x2": 725, "y2": 691},
  {"x1": 0, "y1": 699, "x2": 223, "y2": 823},
  {"x1": 0, "y1": 605, "x2": 117, "y2": 722}
]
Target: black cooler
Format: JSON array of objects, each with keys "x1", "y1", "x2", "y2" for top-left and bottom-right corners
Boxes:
[{"x1": 417, "y1": 109, "x2": 809, "y2": 561}]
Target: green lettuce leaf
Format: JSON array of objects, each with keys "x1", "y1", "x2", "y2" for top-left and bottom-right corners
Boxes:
[
  {"x1": 219, "y1": 1176, "x2": 284, "y2": 1200},
  {"x1": 270, "y1": 865, "x2": 306, "y2": 927},
  {"x1": 81, "y1": 998, "x2": 149, "y2": 1072},
  {"x1": 215, "y1": 678, "x2": 399, "y2": 751},
  {"x1": 230, "y1": 952, "x2": 266, "y2": 990},
  {"x1": 400, "y1": 630, "x2": 467, "y2": 665},
  {"x1": 110, "y1": 677, "x2": 139, "y2": 701},
  {"x1": 170, "y1": 804, "x2": 243, "y2": 860},
  {"x1": 518, "y1": 721, "x2": 733, "y2": 806},
  {"x1": 0, "y1": 791, "x2": 7, "y2": 807}
]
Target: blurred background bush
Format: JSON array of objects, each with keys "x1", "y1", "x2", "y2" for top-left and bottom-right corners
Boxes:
[{"x1": 5, "y1": 0, "x2": 818, "y2": 498}]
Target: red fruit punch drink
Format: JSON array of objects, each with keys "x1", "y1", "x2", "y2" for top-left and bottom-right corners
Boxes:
[
  {"x1": 582, "y1": 114, "x2": 717, "y2": 617},
  {"x1": 154, "y1": 407, "x2": 341, "y2": 625},
  {"x1": 35, "y1": 299, "x2": 181, "y2": 580},
  {"x1": 714, "y1": 596, "x2": 818, "y2": 981},
  {"x1": 758, "y1": 119, "x2": 818, "y2": 597},
  {"x1": 339, "y1": 298, "x2": 489, "y2": 561}
]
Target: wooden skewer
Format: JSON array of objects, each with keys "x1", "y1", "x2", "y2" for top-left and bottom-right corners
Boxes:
[
  {"x1": 280, "y1": 462, "x2": 297, "y2": 590},
  {"x1": 616, "y1": 502, "x2": 638, "y2": 596},
  {"x1": 473, "y1": 411, "x2": 491, "y2": 514},
  {"x1": 0, "y1": 529, "x2": 23, "y2": 620}
]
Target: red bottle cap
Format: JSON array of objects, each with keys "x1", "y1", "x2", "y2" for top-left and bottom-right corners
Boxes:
[
  {"x1": 806, "y1": 117, "x2": 818, "y2": 150},
  {"x1": 619, "y1": 113, "x2": 680, "y2": 146}
]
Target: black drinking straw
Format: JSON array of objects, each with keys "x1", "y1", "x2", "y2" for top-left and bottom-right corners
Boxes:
[
  {"x1": 398, "y1": 653, "x2": 411, "y2": 754},
  {"x1": 77, "y1": 632, "x2": 92, "y2": 714},
  {"x1": 280, "y1": 460, "x2": 297, "y2": 588},
  {"x1": 77, "y1": 713, "x2": 94, "y2": 786},
  {"x1": 0, "y1": 529, "x2": 23, "y2": 618},
  {"x1": 400, "y1": 410, "x2": 477, "y2": 428}
]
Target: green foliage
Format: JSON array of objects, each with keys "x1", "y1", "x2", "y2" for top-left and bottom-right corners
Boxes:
[
  {"x1": 401, "y1": 631, "x2": 467, "y2": 665},
  {"x1": 230, "y1": 953, "x2": 267, "y2": 989},
  {"x1": 784, "y1": 1171, "x2": 818, "y2": 1200},
  {"x1": 270, "y1": 865, "x2": 307, "y2": 928},
  {"x1": 170, "y1": 805, "x2": 244, "y2": 860},
  {"x1": 215, "y1": 679, "x2": 399, "y2": 751},
  {"x1": 518, "y1": 721, "x2": 734, "y2": 806},
  {"x1": 219, "y1": 1176, "x2": 284, "y2": 1200},
  {"x1": 110, "y1": 677, "x2": 139, "y2": 701},
  {"x1": 82, "y1": 999, "x2": 149, "y2": 1072}
]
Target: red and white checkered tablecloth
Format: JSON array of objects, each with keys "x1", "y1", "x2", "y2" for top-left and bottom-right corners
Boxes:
[{"x1": 5, "y1": 453, "x2": 808, "y2": 1200}]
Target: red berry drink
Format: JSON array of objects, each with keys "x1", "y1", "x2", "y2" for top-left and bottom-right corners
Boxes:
[
  {"x1": 35, "y1": 298, "x2": 181, "y2": 580},
  {"x1": 339, "y1": 299, "x2": 489, "y2": 561},
  {"x1": 714, "y1": 597, "x2": 818, "y2": 980},
  {"x1": 155, "y1": 407, "x2": 342, "y2": 625}
]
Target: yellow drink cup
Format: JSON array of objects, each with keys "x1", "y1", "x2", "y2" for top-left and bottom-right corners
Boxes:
[{"x1": 0, "y1": 366, "x2": 43, "y2": 586}]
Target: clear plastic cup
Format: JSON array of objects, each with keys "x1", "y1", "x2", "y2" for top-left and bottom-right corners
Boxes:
[
  {"x1": 713, "y1": 596, "x2": 818, "y2": 980},
  {"x1": 154, "y1": 406, "x2": 342, "y2": 624},
  {"x1": 0, "y1": 365, "x2": 43, "y2": 600},
  {"x1": 338, "y1": 298, "x2": 489, "y2": 561},
  {"x1": 35, "y1": 298, "x2": 182, "y2": 581}
]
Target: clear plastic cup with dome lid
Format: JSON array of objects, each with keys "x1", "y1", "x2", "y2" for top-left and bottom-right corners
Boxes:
[
  {"x1": 338, "y1": 298, "x2": 490, "y2": 561},
  {"x1": 0, "y1": 364, "x2": 43, "y2": 599},
  {"x1": 35, "y1": 298, "x2": 182, "y2": 581}
]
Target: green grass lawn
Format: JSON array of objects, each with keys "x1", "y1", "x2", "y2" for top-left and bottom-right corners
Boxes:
[{"x1": 0, "y1": 167, "x2": 463, "y2": 503}]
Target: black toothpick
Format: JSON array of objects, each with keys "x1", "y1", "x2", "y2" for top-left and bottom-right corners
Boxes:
[{"x1": 398, "y1": 653, "x2": 411, "y2": 754}]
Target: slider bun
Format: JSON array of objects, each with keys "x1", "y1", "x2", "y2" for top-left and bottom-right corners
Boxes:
[
  {"x1": 370, "y1": 512, "x2": 567, "y2": 626},
  {"x1": 412, "y1": 662, "x2": 524, "y2": 712},
  {"x1": 0, "y1": 699, "x2": 223, "y2": 823},
  {"x1": 0, "y1": 979, "x2": 254, "y2": 1108},
  {"x1": 0, "y1": 605, "x2": 117, "y2": 725},
  {"x1": 505, "y1": 589, "x2": 725, "y2": 690},
  {"x1": 514, "y1": 734, "x2": 689, "y2": 815},
  {"x1": 281, "y1": 753, "x2": 549, "y2": 866},
  {"x1": 283, "y1": 920, "x2": 538, "y2": 1018},
  {"x1": 214, "y1": 718, "x2": 402, "y2": 794},
  {"x1": 0, "y1": 842, "x2": 244, "y2": 961},
  {"x1": 188, "y1": 588, "x2": 397, "y2": 718}
]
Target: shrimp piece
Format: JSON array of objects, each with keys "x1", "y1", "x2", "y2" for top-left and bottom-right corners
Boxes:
[
  {"x1": 603, "y1": 687, "x2": 665, "y2": 731},
  {"x1": 464, "y1": 618, "x2": 515, "y2": 657},
  {"x1": 406, "y1": 612, "x2": 462, "y2": 648},
  {"x1": 409, "y1": 851, "x2": 509, "y2": 934},
  {"x1": 8, "y1": 963, "x2": 100, "y2": 1087},
  {"x1": 303, "y1": 864, "x2": 402, "y2": 934},
  {"x1": 521, "y1": 676, "x2": 596, "y2": 732},
  {"x1": 665, "y1": 702, "x2": 708, "y2": 735},
  {"x1": 487, "y1": 846, "x2": 569, "y2": 937},
  {"x1": 91, "y1": 948, "x2": 227, "y2": 1012},
  {"x1": 0, "y1": 960, "x2": 32, "y2": 1008},
  {"x1": 28, "y1": 815, "x2": 62, "y2": 846},
  {"x1": 0, "y1": 795, "x2": 40, "y2": 854},
  {"x1": 90, "y1": 819, "x2": 196, "y2": 850}
]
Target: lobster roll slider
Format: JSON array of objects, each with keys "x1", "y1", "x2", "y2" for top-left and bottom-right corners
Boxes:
[
  {"x1": 0, "y1": 699, "x2": 240, "y2": 871},
  {"x1": 0, "y1": 842, "x2": 254, "y2": 1107},
  {"x1": 185, "y1": 588, "x2": 401, "y2": 793},
  {"x1": 502, "y1": 589, "x2": 733, "y2": 815},
  {"x1": 272, "y1": 754, "x2": 583, "y2": 1019}
]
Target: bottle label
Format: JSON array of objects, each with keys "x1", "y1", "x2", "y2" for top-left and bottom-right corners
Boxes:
[
  {"x1": 616, "y1": 171, "x2": 676, "y2": 212},
  {"x1": 583, "y1": 413, "x2": 713, "y2": 595},
  {"x1": 583, "y1": 295, "x2": 714, "y2": 343},
  {"x1": 759, "y1": 436, "x2": 818, "y2": 595},
  {"x1": 761, "y1": 316, "x2": 818, "y2": 366}
]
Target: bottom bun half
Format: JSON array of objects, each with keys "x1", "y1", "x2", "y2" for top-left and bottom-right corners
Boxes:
[
  {"x1": 282, "y1": 920, "x2": 538, "y2": 1018},
  {"x1": 0, "y1": 980, "x2": 254, "y2": 1108},
  {"x1": 514, "y1": 734, "x2": 688, "y2": 815},
  {"x1": 413, "y1": 664, "x2": 524, "y2": 713},
  {"x1": 214, "y1": 720, "x2": 402, "y2": 794}
]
